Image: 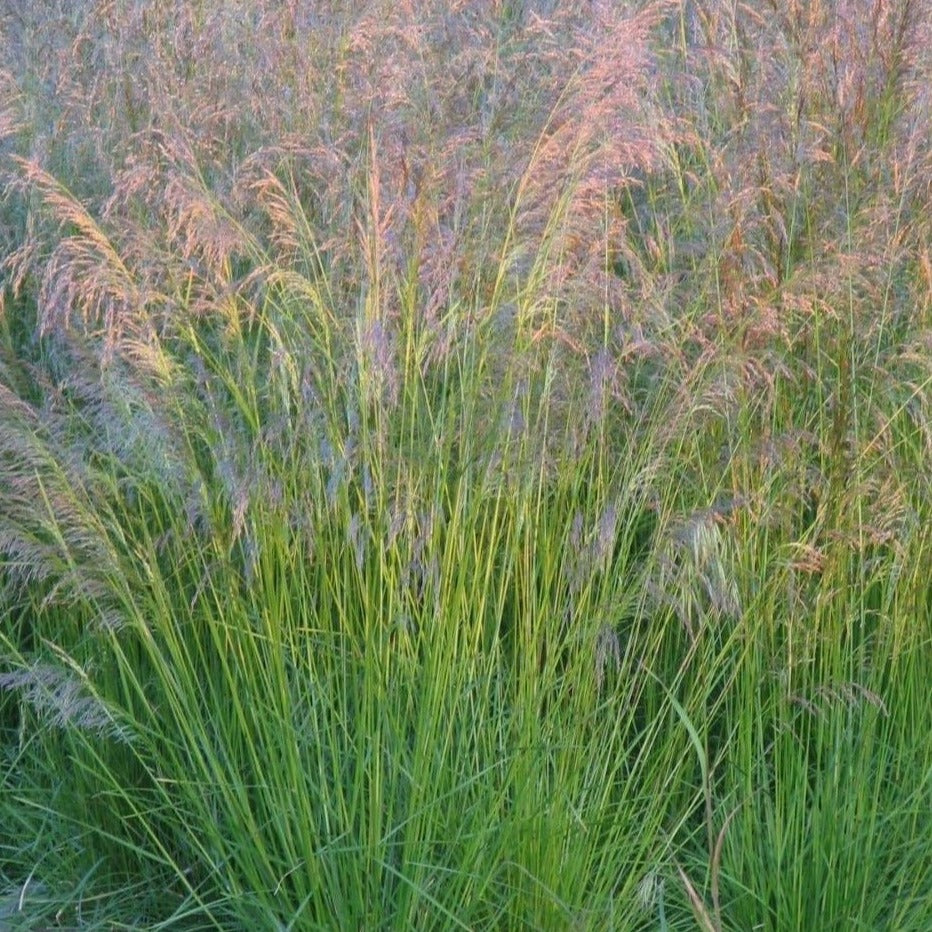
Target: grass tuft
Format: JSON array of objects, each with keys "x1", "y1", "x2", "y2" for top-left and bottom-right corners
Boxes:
[{"x1": 2, "y1": 1, "x2": 931, "y2": 928}]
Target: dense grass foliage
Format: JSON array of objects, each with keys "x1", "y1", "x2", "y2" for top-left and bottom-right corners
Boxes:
[{"x1": 1, "y1": 2, "x2": 931, "y2": 929}]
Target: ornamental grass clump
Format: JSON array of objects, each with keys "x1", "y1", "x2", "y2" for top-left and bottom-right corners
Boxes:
[{"x1": 2, "y1": 1, "x2": 931, "y2": 929}]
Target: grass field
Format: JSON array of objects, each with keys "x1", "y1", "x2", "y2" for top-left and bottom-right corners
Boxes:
[{"x1": 1, "y1": 2, "x2": 931, "y2": 928}]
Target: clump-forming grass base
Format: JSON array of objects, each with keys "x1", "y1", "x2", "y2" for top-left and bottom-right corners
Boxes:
[{"x1": 1, "y1": 1, "x2": 931, "y2": 929}]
